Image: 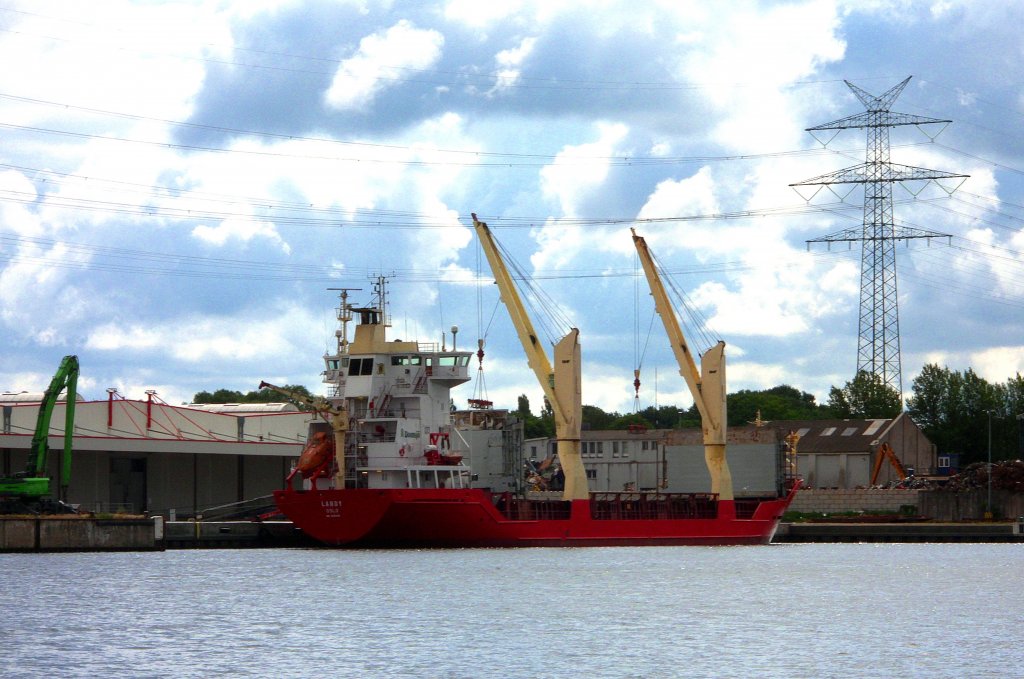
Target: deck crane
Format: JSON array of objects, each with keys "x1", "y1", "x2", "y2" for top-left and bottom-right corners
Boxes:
[
  {"x1": 472, "y1": 213, "x2": 589, "y2": 501},
  {"x1": 631, "y1": 230, "x2": 735, "y2": 506},
  {"x1": 0, "y1": 355, "x2": 78, "y2": 509},
  {"x1": 258, "y1": 381, "x2": 349, "y2": 487}
]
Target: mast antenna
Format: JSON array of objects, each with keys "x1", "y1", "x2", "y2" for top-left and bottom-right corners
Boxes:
[{"x1": 327, "y1": 287, "x2": 362, "y2": 353}]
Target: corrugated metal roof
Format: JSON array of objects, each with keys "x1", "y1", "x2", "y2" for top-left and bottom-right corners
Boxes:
[
  {"x1": 185, "y1": 402, "x2": 300, "y2": 413},
  {"x1": 1, "y1": 391, "x2": 83, "y2": 404},
  {"x1": 768, "y1": 417, "x2": 899, "y2": 453}
]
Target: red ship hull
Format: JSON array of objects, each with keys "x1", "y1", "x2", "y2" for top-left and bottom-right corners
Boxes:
[{"x1": 273, "y1": 485, "x2": 799, "y2": 548}]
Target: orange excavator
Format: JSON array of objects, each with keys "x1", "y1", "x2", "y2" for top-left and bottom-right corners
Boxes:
[{"x1": 870, "y1": 442, "x2": 908, "y2": 485}]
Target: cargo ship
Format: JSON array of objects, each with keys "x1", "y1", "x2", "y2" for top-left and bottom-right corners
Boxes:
[{"x1": 271, "y1": 220, "x2": 799, "y2": 547}]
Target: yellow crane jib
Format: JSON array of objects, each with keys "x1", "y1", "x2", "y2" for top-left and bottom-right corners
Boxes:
[
  {"x1": 631, "y1": 229, "x2": 734, "y2": 502},
  {"x1": 471, "y1": 213, "x2": 589, "y2": 501}
]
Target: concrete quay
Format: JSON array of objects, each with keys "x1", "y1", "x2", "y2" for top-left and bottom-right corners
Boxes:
[
  {"x1": 0, "y1": 515, "x2": 165, "y2": 552},
  {"x1": 776, "y1": 520, "x2": 1024, "y2": 543}
]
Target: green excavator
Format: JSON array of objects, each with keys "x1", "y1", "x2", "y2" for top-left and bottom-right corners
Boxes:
[{"x1": 0, "y1": 355, "x2": 79, "y2": 513}]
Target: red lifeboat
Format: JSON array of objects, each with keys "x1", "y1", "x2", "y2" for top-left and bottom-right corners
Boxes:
[{"x1": 290, "y1": 431, "x2": 335, "y2": 481}]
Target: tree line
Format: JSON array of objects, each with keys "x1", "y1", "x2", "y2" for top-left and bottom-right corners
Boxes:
[{"x1": 191, "y1": 385, "x2": 315, "y2": 411}]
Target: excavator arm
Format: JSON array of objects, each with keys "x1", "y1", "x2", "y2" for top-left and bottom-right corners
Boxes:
[
  {"x1": 472, "y1": 213, "x2": 588, "y2": 500},
  {"x1": 0, "y1": 355, "x2": 78, "y2": 501},
  {"x1": 870, "y1": 442, "x2": 908, "y2": 485},
  {"x1": 631, "y1": 230, "x2": 733, "y2": 501}
]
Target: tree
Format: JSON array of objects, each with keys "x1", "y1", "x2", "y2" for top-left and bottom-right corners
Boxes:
[
  {"x1": 516, "y1": 394, "x2": 532, "y2": 419},
  {"x1": 826, "y1": 371, "x2": 902, "y2": 419},
  {"x1": 515, "y1": 393, "x2": 554, "y2": 439},
  {"x1": 727, "y1": 385, "x2": 827, "y2": 425},
  {"x1": 582, "y1": 405, "x2": 617, "y2": 431},
  {"x1": 907, "y1": 364, "x2": 1017, "y2": 465},
  {"x1": 191, "y1": 384, "x2": 316, "y2": 411}
]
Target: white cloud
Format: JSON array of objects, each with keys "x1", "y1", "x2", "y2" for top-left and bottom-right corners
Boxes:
[
  {"x1": 913, "y1": 346, "x2": 1024, "y2": 386},
  {"x1": 488, "y1": 36, "x2": 538, "y2": 95},
  {"x1": 86, "y1": 303, "x2": 320, "y2": 363},
  {"x1": 324, "y1": 20, "x2": 444, "y2": 111},
  {"x1": 0, "y1": 170, "x2": 42, "y2": 236},
  {"x1": 971, "y1": 346, "x2": 1024, "y2": 382},
  {"x1": 192, "y1": 215, "x2": 291, "y2": 253},
  {"x1": 680, "y1": 2, "x2": 846, "y2": 151},
  {"x1": 540, "y1": 123, "x2": 629, "y2": 216}
]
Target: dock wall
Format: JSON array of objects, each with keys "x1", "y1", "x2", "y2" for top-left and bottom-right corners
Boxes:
[
  {"x1": 788, "y1": 488, "x2": 1024, "y2": 521},
  {"x1": 918, "y1": 490, "x2": 1024, "y2": 521},
  {"x1": 0, "y1": 516, "x2": 163, "y2": 552},
  {"x1": 776, "y1": 521, "x2": 1023, "y2": 543},
  {"x1": 789, "y1": 489, "x2": 920, "y2": 514}
]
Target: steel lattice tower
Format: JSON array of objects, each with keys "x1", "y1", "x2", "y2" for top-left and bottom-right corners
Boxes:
[{"x1": 791, "y1": 77, "x2": 967, "y2": 398}]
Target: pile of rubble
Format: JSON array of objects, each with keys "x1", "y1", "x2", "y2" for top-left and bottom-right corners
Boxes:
[
  {"x1": 938, "y1": 460, "x2": 1024, "y2": 492},
  {"x1": 871, "y1": 476, "x2": 934, "y2": 490},
  {"x1": 866, "y1": 460, "x2": 1024, "y2": 492}
]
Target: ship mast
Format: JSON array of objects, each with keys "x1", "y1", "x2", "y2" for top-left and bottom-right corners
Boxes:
[
  {"x1": 631, "y1": 229, "x2": 734, "y2": 502},
  {"x1": 327, "y1": 287, "x2": 361, "y2": 356},
  {"x1": 472, "y1": 213, "x2": 588, "y2": 501}
]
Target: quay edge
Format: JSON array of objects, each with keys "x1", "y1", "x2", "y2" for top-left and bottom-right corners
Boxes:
[
  {"x1": 775, "y1": 520, "x2": 1024, "y2": 543},
  {"x1": 0, "y1": 515, "x2": 164, "y2": 553}
]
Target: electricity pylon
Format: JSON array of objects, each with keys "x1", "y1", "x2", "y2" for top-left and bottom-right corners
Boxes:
[{"x1": 791, "y1": 76, "x2": 967, "y2": 399}]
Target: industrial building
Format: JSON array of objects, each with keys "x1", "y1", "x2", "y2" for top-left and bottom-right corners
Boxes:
[
  {"x1": 1, "y1": 391, "x2": 523, "y2": 517},
  {"x1": 526, "y1": 425, "x2": 788, "y2": 497},
  {"x1": 525, "y1": 414, "x2": 937, "y2": 493},
  {"x1": 773, "y1": 414, "x2": 937, "y2": 488},
  {"x1": 1, "y1": 392, "x2": 310, "y2": 516}
]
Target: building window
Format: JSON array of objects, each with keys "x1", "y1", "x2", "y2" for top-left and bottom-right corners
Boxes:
[
  {"x1": 586, "y1": 468, "x2": 597, "y2": 479},
  {"x1": 938, "y1": 456, "x2": 950, "y2": 468},
  {"x1": 613, "y1": 441, "x2": 620, "y2": 454}
]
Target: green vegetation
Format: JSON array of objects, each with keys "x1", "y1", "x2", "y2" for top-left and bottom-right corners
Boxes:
[
  {"x1": 907, "y1": 364, "x2": 1024, "y2": 467},
  {"x1": 826, "y1": 370, "x2": 902, "y2": 419},
  {"x1": 191, "y1": 385, "x2": 315, "y2": 411}
]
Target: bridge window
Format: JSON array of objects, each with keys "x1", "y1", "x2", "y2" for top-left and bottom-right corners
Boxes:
[{"x1": 348, "y1": 358, "x2": 374, "y2": 376}]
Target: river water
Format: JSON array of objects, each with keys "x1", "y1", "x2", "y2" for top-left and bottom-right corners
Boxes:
[{"x1": 1, "y1": 543, "x2": 1021, "y2": 678}]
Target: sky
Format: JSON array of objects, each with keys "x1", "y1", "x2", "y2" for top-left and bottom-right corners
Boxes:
[{"x1": 1, "y1": 0, "x2": 1023, "y2": 416}]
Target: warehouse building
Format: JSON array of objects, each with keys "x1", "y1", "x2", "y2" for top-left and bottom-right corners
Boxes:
[
  {"x1": 770, "y1": 413, "x2": 936, "y2": 488},
  {"x1": 2, "y1": 391, "x2": 523, "y2": 516},
  {"x1": 1, "y1": 392, "x2": 310, "y2": 516}
]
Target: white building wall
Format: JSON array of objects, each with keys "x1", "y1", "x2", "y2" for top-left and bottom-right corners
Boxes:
[{"x1": 663, "y1": 444, "x2": 779, "y2": 496}]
